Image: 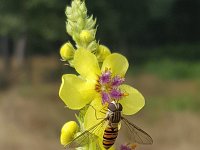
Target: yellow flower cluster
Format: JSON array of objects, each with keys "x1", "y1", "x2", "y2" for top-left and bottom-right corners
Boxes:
[{"x1": 59, "y1": 0, "x2": 145, "y2": 149}]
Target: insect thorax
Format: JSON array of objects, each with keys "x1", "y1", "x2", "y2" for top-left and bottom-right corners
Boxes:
[{"x1": 107, "y1": 101, "x2": 122, "y2": 124}]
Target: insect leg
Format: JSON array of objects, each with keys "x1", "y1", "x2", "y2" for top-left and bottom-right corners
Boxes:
[
  {"x1": 99, "y1": 105, "x2": 108, "y2": 114},
  {"x1": 86, "y1": 104, "x2": 106, "y2": 120}
]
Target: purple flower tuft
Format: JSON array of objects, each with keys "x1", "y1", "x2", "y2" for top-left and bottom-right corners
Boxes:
[
  {"x1": 101, "y1": 92, "x2": 110, "y2": 104},
  {"x1": 112, "y1": 76, "x2": 125, "y2": 86},
  {"x1": 120, "y1": 144, "x2": 132, "y2": 150},
  {"x1": 99, "y1": 70, "x2": 111, "y2": 84},
  {"x1": 96, "y1": 69, "x2": 127, "y2": 104},
  {"x1": 110, "y1": 89, "x2": 123, "y2": 99}
]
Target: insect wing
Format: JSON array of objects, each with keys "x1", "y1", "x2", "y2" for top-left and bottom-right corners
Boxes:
[
  {"x1": 65, "y1": 119, "x2": 106, "y2": 149},
  {"x1": 121, "y1": 117, "x2": 153, "y2": 145}
]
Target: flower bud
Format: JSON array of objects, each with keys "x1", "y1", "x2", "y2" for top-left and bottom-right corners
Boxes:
[
  {"x1": 87, "y1": 40, "x2": 98, "y2": 52},
  {"x1": 60, "y1": 121, "x2": 78, "y2": 146},
  {"x1": 60, "y1": 42, "x2": 75, "y2": 61},
  {"x1": 79, "y1": 30, "x2": 94, "y2": 43},
  {"x1": 97, "y1": 45, "x2": 111, "y2": 62}
]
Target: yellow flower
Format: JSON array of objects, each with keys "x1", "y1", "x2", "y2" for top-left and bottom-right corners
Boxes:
[
  {"x1": 60, "y1": 121, "x2": 78, "y2": 146},
  {"x1": 59, "y1": 49, "x2": 144, "y2": 144},
  {"x1": 59, "y1": 48, "x2": 144, "y2": 111}
]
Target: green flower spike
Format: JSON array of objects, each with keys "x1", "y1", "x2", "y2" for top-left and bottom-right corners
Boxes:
[
  {"x1": 66, "y1": 0, "x2": 97, "y2": 51},
  {"x1": 61, "y1": 0, "x2": 111, "y2": 66}
]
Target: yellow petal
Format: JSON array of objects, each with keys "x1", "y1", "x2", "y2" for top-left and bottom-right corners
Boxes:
[
  {"x1": 74, "y1": 48, "x2": 101, "y2": 80},
  {"x1": 119, "y1": 84, "x2": 145, "y2": 115},
  {"x1": 101, "y1": 53, "x2": 129, "y2": 77},
  {"x1": 59, "y1": 74, "x2": 95, "y2": 109},
  {"x1": 60, "y1": 121, "x2": 78, "y2": 146},
  {"x1": 84, "y1": 97, "x2": 107, "y2": 138}
]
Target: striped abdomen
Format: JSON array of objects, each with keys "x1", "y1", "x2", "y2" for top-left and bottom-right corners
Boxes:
[{"x1": 103, "y1": 124, "x2": 118, "y2": 149}]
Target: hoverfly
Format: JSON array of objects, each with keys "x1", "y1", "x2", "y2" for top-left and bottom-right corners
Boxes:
[{"x1": 65, "y1": 101, "x2": 153, "y2": 149}]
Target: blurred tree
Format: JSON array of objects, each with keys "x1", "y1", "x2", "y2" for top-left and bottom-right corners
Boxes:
[
  {"x1": 0, "y1": 0, "x2": 67, "y2": 62},
  {"x1": 0, "y1": 0, "x2": 67, "y2": 83},
  {"x1": 0, "y1": 36, "x2": 11, "y2": 89}
]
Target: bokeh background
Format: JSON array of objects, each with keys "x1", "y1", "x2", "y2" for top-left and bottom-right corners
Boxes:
[{"x1": 0, "y1": 0, "x2": 200, "y2": 150}]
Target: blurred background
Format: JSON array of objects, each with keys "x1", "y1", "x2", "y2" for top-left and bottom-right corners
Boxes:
[{"x1": 0, "y1": 0, "x2": 200, "y2": 150}]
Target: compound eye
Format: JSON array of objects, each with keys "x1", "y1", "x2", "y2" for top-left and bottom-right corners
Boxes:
[
  {"x1": 108, "y1": 103, "x2": 116, "y2": 112},
  {"x1": 118, "y1": 103, "x2": 123, "y2": 111}
]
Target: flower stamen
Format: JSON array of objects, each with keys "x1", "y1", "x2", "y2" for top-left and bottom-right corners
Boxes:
[{"x1": 95, "y1": 69, "x2": 126, "y2": 104}]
